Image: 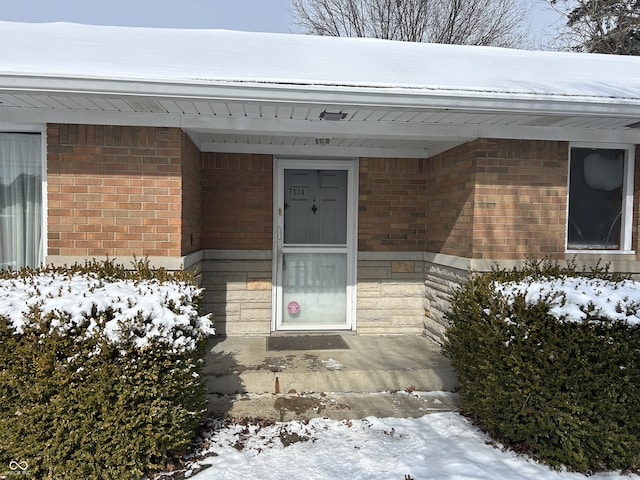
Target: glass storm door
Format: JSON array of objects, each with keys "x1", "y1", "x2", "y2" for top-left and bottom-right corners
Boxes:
[{"x1": 273, "y1": 159, "x2": 357, "y2": 331}]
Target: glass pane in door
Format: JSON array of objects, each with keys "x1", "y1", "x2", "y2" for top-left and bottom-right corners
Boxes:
[
  {"x1": 284, "y1": 169, "x2": 347, "y2": 245},
  {"x1": 282, "y1": 253, "x2": 347, "y2": 325}
]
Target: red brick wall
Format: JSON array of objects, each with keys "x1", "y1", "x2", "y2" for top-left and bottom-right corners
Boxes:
[
  {"x1": 425, "y1": 143, "x2": 476, "y2": 257},
  {"x1": 200, "y1": 152, "x2": 273, "y2": 250},
  {"x1": 472, "y1": 140, "x2": 568, "y2": 259},
  {"x1": 47, "y1": 128, "x2": 631, "y2": 261},
  {"x1": 358, "y1": 158, "x2": 427, "y2": 251},
  {"x1": 200, "y1": 155, "x2": 429, "y2": 252},
  {"x1": 426, "y1": 139, "x2": 569, "y2": 260},
  {"x1": 181, "y1": 133, "x2": 202, "y2": 254},
  {"x1": 47, "y1": 125, "x2": 184, "y2": 257},
  {"x1": 473, "y1": 140, "x2": 569, "y2": 259}
]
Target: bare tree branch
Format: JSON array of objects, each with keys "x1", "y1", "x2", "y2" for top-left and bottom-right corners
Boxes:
[
  {"x1": 548, "y1": 0, "x2": 640, "y2": 54},
  {"x1": 291, "y1": 0, "x2": 531, "y2": 47}
]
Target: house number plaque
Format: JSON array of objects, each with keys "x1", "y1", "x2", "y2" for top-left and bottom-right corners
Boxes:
[{"x1": 288, "y1": 188, "x2": 306, "y2": 197}]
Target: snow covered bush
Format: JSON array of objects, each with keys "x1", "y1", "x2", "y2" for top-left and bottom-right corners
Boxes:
[
  {"x1": 443, "y1": 259, "x2": 640, "y2": 474},
  {"x1": 0, "y1": 259, "x2": 214, "y2": 479}
]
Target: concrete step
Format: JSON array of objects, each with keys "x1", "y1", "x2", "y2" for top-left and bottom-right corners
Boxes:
[
  {"x1": 202, "y1": 335, "x2": 458, "y2": 397},
  {"x1": 206, "y1": 391, "x2": 460, "y2": 421}
]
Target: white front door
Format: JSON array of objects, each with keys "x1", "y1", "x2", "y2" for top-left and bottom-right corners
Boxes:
[{"x1": 273, "y1": 158, "x2": 358, "y2": 331}]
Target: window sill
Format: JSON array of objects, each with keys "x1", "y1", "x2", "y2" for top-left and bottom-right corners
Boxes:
[{"x1": 565, "y1": 249, "x2": 636, "y2": 255}]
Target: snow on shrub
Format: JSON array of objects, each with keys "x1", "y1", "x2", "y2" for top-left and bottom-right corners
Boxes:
[
  {"x1": 0, "y1": 260, "x2": 214, "y2": 479},
  {"x1": 495, "y1": 276, "x2": 640, "y2": 325},
  {"x1": 0, "y1": 272, "x2": 214, "y2": 352},
  {"x1": 443, "y1": 259, "x2": 640, "y2": 473}
]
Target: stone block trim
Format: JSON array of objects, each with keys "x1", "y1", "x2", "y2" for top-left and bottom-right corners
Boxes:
[
  {"x1": 201, "y1": 153, "x2": 273, "y2": 250},
  {"x1": 199, "y1": 250, "x2": 430, "y2": 336},
  {"x1": 47, "y1": 124, "x2": 194, "y2": 258},
  {"x1": 357, "y1": 253, "x2": 425, "y2": 335},
  {"x1": 423, "y1": 259, "x2": 469, "y2": 344},
  {"x1": 200, "y1": 251, "x2": 273, "y2": 336}
]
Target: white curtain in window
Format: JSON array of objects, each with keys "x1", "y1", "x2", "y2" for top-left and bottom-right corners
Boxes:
[{"x1": 0, "y1": 133, "x2": 42, "y2": 269}]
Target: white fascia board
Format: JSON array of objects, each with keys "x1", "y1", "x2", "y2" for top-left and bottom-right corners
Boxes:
[
  {"x1": 0, "y1": 120, "x2": 46, "y2": 132},
  {"x1": 184, "y1": 117, "x2": 640, "y2": 144},
  {"x1": 3, "y1": 74, "x2": 640, "y2": 119},
  {"x1": 196, "y1": 141, "x2": 459, "y2": 159}
]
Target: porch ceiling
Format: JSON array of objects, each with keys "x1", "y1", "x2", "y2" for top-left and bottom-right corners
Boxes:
[{"x1": 1, "y1": 91, "x2": 639, "y2": 158}]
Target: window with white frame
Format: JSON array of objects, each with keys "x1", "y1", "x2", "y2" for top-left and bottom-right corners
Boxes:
[
  {"x1": 0, "y1": 133, "x2": 43, "y2": 269},
  {"x1": 567, "y1": 145, "x2": 634, "y2": 251}
]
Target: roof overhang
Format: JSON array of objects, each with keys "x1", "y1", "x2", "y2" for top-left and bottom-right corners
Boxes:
[
  {"x1": 2, "y1": 78, "x2": 639, "y2": 158},
  {"x1": 2, "y1": 22, "x2": 640, "y2": 157}
]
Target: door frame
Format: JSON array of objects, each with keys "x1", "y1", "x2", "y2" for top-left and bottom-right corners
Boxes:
[{"x1": 271, "y1": 157, "x2": 359, "y2": 332}]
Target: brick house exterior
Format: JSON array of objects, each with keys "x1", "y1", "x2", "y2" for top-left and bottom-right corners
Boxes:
[
  {"x1": 2, "y1": 23, "x2": 640, "y2": 341},
  {"x1": 39, "y1": 125, "x2": 640, "y2": 339}
]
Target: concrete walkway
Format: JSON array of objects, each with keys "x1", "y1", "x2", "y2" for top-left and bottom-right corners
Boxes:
[{"x1": 202, "y1": 335, "x2": 459, "y2": 421}]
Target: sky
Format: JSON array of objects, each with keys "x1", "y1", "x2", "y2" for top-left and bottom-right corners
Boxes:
[
  {"x1": 1, "y1": 0, "x2": 294, "y2": 32},
  {"x1": 0, "y1": 0, "x2": 563, "y2": 44}
]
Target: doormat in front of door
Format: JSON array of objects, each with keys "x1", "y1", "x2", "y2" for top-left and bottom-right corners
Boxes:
[{"x1": 267, "y1": 335, "x2": 350, "y2": 351}]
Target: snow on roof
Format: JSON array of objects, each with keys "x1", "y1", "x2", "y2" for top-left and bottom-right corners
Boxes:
[{"x1": 1, "y1": 21, "x2": 640, "y2": 104}]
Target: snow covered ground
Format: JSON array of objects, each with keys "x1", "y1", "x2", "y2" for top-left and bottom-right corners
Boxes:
[{"x1": 181, "y1": 412, "x2": 638, "y2": 480}]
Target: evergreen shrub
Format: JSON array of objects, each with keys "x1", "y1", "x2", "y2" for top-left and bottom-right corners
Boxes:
[
  {"x1": 443, "y1": 259, "x2": 640, "y2": 473},
  {"x1": 0, "y1": 259, "x2": 214, "y2": 479}
]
